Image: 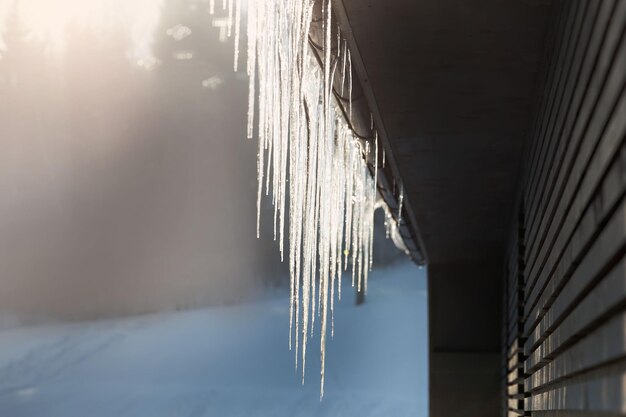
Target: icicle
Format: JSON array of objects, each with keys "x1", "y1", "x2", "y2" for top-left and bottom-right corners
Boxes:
[
  {"x1": 233, "y1": 0, "x2": 241, "y2": 71},
  {"x1": 246, "y1": 0, "x2": 257, "y2": 139},
  {"x1": 398, "y1": 183, "x2": 404, "y2": 224},
  {"x1": 347, "y1": 48, "x2": 352, "y2": 122},
  {"x1": 340, "y1": 41, "x2": 347, "y2": 97},
  {"x1": 382, "y1": 146, "x2": 386, "y2": 168},
  {"x1": 319, "y1": 0, "x2": 332, "y2": 399},
  {"x1": 256, "y1": 127, "x2": 264, "y2": 239},
  {"x1": 215, "y1": 0, "x2": 405, "y2": 400},
  {"x1": 370, "y1": 133, "x2": 378, "y2": 271}
]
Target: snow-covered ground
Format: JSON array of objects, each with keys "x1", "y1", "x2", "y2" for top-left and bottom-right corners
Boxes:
[{"x1": 0, "y1": 261, "x2": 427, "y2": 417}]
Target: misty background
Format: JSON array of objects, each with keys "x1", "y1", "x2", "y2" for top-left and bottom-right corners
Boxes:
[{"x1": 0, "y1": 0, "x2": 404, "y2": 324}]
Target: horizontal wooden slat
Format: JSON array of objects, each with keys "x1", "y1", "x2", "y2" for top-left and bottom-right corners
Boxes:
[
  {"x1": 525, "y1": 256, "x2": 626, "y2": 376},
  {"x1": 524, "y1": 33, "x2": 626, "y2": 325},
  {"x1": 525, "y1": 195, "x2": 626, "y2": 364},
  {"x1": 523, "y1": 0, "x2": 622, "y2": 298},
  {"x1": 524, "y1": 147, "x2": 626, "y2": 353},
  {"x1": 527, "y1": 311, "x2": 626, "y2": 392},
  {"x1": 501, "y1": 3, "x2": 626, "y2": 417},
  {"x1": 523, "y1": 0, "x2": 592, "y2": 257},
  {"x1": 525, "y1": 360, "x2": 626, "y2": 413},
  {"x1": 524, "y1": 99, "x2": 626, "y2": 336},
  {"x1": 532, "y1": 411, "x2": 625, "y2": 417}
]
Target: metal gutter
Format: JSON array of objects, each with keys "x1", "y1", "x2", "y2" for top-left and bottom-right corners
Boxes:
[{"x1": 331, "y1": 0, "x2": 428, "y2": 265}]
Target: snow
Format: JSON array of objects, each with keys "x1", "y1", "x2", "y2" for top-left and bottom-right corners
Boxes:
[{"x1": 0, "y1": 262, "x2": 427, "y2": 417}]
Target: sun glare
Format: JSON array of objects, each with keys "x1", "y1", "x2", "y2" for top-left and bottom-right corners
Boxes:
[{"x1": 0, "y1": 0, "x2": 164, "y2": 66}]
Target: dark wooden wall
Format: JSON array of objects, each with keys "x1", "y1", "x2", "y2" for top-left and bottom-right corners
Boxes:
[{"x1": 503, "y1": 0, "x2": 626, "y2": 415}]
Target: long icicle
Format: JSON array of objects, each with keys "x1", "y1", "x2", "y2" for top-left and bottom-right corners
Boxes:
[{"x1": 220, "y1": 0, "x2": 402, "y2": 399}]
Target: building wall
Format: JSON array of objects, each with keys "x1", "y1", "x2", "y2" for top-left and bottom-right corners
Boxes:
[
  {"x1": 503, "y1": 1, "x2": 626, "y2": 415},
  {"x1": 430, "y1": 261, "x2": 503, "y2": 417}
]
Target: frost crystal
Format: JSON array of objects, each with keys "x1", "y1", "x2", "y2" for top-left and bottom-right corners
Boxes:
[{"x1": 219, "y1": 0, "x2": 405, "y2": 398}]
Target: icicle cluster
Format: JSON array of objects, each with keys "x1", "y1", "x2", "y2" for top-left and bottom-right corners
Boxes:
[{"x1": 213, "y1": 0, "x2": 392, "y2": 398}]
